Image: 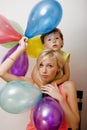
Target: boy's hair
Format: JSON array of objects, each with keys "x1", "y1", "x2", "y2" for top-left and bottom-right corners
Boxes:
[{"x1": 40, "y1": 28, "x2": 63, "y2": 44}]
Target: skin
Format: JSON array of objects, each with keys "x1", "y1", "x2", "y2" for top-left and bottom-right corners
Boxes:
[
  {"x1": 0, "y1": 37, "x2": 80, "y2": 130},
  {"x1": 38, "y1": 57, "x2": 58, "y2": 84},
  {"x1": 43, "y1": 31, "x2": 64, "y2": 51},
  {"x1": 32, "y1": 31, "x2": 70, "y2": 86}
]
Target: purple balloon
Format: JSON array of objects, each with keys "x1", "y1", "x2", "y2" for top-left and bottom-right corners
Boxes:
[
  {"x1": 33, "y1": 96, "x2": 63, "y2": 130},
  {"x1": 2, "y1": 44, "x2": 29, "y2": 76}
]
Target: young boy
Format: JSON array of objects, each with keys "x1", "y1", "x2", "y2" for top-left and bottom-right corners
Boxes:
[{"x1": 31, "y1": 28, "x2": 70, "y2": 86}]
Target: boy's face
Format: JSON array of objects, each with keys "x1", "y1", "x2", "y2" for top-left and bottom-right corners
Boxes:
[{"x1": 43, "y1": 32, "x2": 63, "y2": 51}]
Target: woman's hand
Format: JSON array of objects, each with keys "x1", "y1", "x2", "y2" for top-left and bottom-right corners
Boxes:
[
  {"x1": 18, "y1": 36, "x2": 28, "y2": 51},
  {"x1": 41, "y1": 84, "x2": 62, "y2": 101}
]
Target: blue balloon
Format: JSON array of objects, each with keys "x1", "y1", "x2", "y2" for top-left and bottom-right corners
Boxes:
[
  {"x1": 0, "y1": 80, "x2": 42, "y2": 114},
  {"x1": 25, "y1": 0, "x2": 62, "y2": 38}
]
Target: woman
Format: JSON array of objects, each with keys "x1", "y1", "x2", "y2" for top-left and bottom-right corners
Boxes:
[{"x1": 0, "y1": 37, "x2": 80, "y2": 130}]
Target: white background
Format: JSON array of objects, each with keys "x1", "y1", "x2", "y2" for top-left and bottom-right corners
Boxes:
[{"x1": 0, "y1": 0, "x2": 87, "y2": 130}]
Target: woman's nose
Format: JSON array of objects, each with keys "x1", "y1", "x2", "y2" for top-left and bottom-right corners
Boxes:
[{"x1": 42, "y1": 66, "x2": 47, "y2": 73}]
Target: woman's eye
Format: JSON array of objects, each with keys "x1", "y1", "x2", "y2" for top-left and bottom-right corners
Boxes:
[
  {"x1": 48, "y1": 65, "x2": 53, "y2": 68},
  {"x1": 39, "y1": 63, "x2": 43, "y2": 67}
]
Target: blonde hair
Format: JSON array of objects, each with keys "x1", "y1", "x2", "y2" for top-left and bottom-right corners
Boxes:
[{"x1": 37, "y1": 49, "x2": 63, "y2": 74}]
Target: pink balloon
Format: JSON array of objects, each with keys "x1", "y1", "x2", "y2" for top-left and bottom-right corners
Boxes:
[
  {"x1": 0, "y1": 15, "x2": 22, "y2": 44},
  {"x1": 2, "y1": 44, "x2": 29, "y2": 76}
]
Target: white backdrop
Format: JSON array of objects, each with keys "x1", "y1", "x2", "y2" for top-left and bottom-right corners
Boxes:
[{"x1": 0, "y1": 0, "x2": 87, "y2": 130}]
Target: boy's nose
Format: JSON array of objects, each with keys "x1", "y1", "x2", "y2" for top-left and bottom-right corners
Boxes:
[{"x1": 53, "y1": 39, "x2": 56, "y2": 43}]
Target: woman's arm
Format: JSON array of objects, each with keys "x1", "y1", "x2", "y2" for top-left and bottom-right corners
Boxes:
[
  {"x1": 59, "y1": 81, "x2": 80, "y2": 130},
  {"x1": 41, "y1": 81, "x2": 80, "y2": 130},
  {"x1": 0, "y1": 37, "x2": 29, "y2": 82}
]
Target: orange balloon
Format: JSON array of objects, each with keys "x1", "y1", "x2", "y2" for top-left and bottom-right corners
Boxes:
[{"x1": 26, "y1": 36, "x2": 44, "y2": 58}]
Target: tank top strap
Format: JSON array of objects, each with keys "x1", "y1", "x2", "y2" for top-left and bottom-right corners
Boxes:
[
  {"x1": 58, "y1": 85, "x2": 68, "y2": 130},
  {"x1": 59, "y1": 85, "x2": 66, "y2": 100}
]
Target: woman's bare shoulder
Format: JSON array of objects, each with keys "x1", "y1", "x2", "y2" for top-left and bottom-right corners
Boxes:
[{"x1": 62, "y1": 80, "x2": 76, "y2": 94}]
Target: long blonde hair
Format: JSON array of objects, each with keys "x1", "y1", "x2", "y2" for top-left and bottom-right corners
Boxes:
[{"x1": 37, "y1": 49, "x2": 63, "y2": 80}]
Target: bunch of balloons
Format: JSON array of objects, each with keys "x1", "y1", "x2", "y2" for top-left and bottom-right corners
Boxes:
[
  {"x1": 0, "y1": 82, "x2": 63, "y2": 130},
  {"x1": 0, "y1": 0, "x2": 63, "y2": 76},
  {"x1": 0, "y1": 0, "x2": 63, "y2": 121}
]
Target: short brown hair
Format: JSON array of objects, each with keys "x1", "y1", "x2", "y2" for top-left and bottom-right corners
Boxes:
[{"x1": 40, "y1": 28, "x2": 63, "y2": 44}]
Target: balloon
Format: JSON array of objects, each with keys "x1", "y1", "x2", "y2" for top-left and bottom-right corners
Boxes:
[
  {"x1": 2, "y1": 41, "x2": 19, "y2": 48},
  {"x1": 10, "y1": 20, "x2": 24, "y2": 35},
  {"x1": 0, "y1": 15, "x2": 22, "y2": 44},
  {"x1": 33, "y1": 96, "x2": 63, "y2": 130},
  {"x1": 25, "y1": 0, "x2": 63, "y2": 38},
  {"x1": 0, "y1": 80, "x2": 42, "y2": 114},
  {"x1": 26, "y1": 36, "x2": 44, "y2": 58},
  {"x1": 1, "y1": 44, "x2": 29, "y2": 76},
  {"x1": 2, "y1": 20, "x2": 24, "y2": 48}
]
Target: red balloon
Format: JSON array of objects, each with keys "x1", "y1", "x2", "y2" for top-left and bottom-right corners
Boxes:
[
  {"x1": 33, "y1": 96, "x2": 63, "y2": 130},
  {"x1": 0, "y1": 15, "x2": 22, "y2": 44}
]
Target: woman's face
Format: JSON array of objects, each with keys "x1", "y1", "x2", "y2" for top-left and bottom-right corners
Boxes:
[
  {"x1": 38, "y1": 57, "x2": 58, "y2": 84},
  {"x1": 43, "y1": 32, "x2": 63, "y2": 51}
]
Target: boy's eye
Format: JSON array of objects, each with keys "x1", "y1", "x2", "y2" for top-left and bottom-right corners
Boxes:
[
  {"x1": 56, "y1": 37, "x2": 59, "y2": 39},
  {"x1": 48, "y1": 38, "x2": 51, "y2": 41}
]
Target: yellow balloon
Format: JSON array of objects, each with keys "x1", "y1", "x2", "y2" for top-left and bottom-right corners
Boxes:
[{"x1": 26, "y1": 36, "x2": 44, "y2": 58}]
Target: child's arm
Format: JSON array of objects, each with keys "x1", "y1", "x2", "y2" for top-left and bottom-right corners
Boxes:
[
  {"x1": 31, "y1": 64, "x2": 42, "y2": 87},
  {"x1": 51, "y1": 60, "x2": 70, "y2": 85}
]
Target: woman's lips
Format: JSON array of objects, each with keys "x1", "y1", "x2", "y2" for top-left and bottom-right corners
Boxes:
[{"x1": 41, "y1": 75, "x2": 48, "y2": 78}]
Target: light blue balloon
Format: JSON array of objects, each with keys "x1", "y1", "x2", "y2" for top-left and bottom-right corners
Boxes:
[
  {"x1": 25, "y1": 0, "x2": 62, "y2": 38},
  {"x1": 0, "y1": 80, "x2": 42, "y2": 114}
]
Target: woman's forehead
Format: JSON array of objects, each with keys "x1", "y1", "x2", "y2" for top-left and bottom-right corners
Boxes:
[{"x1": 41, "y1": 57, "x2": 57, "y2": 64}]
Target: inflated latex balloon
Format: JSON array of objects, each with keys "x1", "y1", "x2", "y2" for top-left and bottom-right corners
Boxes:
[
  {"x1": 25, "y1": 0, "x2": 62, "y2": 38},
  {"x1": 26, "y1": 36, "x2": 44, "y2": 58},
  {"x1": 2, "y1": 44, "x2": 29, "y2": 76},
  {"x1": 0, "y1": 15, "x2": 22, "y2": 44},
  {"x1": 33, "y1": 96, "x2": 63, "y2": 130},
  {"x1": 2, "y1": 20, "x2": 24, "y2": 48},
  {"x1": 0, "y1": 80, "x2": 42, "y2": 114},
  {"x1": 10, "y1": 20, "x2": 24, "y2": 36}
]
